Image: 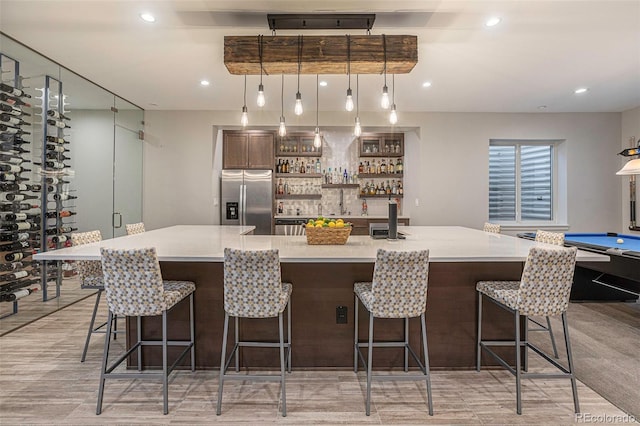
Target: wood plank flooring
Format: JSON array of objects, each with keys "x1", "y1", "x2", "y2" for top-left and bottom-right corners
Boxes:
[{"x1": 0, "y1": 296, "x2": 636, "y2": 425}]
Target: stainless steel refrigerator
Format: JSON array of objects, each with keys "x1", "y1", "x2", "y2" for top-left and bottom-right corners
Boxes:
[{"x1": 220, "y1": 169, "x2": 273, "y2": 234}]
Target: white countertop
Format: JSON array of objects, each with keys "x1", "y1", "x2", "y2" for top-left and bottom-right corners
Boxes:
[
  {"x1": 33, "y1": 225, "x2": 609, "y2": 264},
  {"x1": 274, "y1": 215, "x2": 410, "y2": 220}
]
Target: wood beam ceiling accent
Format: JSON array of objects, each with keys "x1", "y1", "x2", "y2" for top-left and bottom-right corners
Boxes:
[{"x1": 224, "y1": 35, "x2": 418, "y2": 75}]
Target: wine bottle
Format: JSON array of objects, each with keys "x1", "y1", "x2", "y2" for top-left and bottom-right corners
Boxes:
[
  {"x1": 45, "y1": 152, "x2": 71, "y2": 161},
  {"x1": 45, "y1": 177, "x2": 70, "y2": 185},
  {"x1": 4, "y1": 251, "x2": 32, "y2": 262},
  {"x1": 46, "y1": 144, "x2": 69, "y2": 153},
  {"x1": 51, "y1": 235, "x2": 67, "y2": 243},
  {"x1": 0, "y1": 174, "x2": 29, "y2": 183},
  {"x1": 0, "y1": 287, "x2": 38, "y2": 302},
  {"x1": 46, "y1": 119, "x2": 70, "y2": 129},
  {"x1": 0, "y1": 261, "x2": 25, "y2": 271},
  {"x1": 0, "y1": 103, "x2": 30, "y2": 117},
  {"x1": 45, "y1": 210, "x2": 75, "y2": 219},
  {"x1": 0, "y1": 114, "x2": 29, "y2": 127},
  {"x1": 1, "y1": 222, "x2": 33, "y2": 232},
  {"x1": 58, "y1": 226, "x2": 77, "y2": 234},
  {"x1": 0, "y1": 164, "x2": 30, "y2": 173},
  {"x1": 0, "y1": 203, "x2": 36, "y2": 212},
  {"x1": 46, "y1": 110, "x2": 70, "y2": 120},
  {"x1": 0, "y1": 93, "x2": 31, "y2": 107},
  {"x1": 0, "y1": 240, "x2": 31, "y2": 253},
  {"x1": 1, "y1": 193, "x2": 39, "y2": 202},
  {"x1": 0, "y1": 124, "x2": 30, "y2": 135},
  {"x1": 0, "y1": 155, "x2": 28, "y2": 165},
  {"x1": 0, "y1": 270, "x2": 30, "y2": 282},
  {"x1": 0, "y1": 83, "x2": 31, "y2": 99},
  {"x1": 45, "y1": 135, "x2": 69, "y2": 144},
  {"x1": 53, "y1": 193, "x2": 77, "y2": 201},
  {"x1": 0, "y1": 233, "x2": 30, "y2": 243},
  {"x1": 34, "y1": 161, "x2": 68, "y2": 169},
  {"x1": 2, "y1": 212, "x2": 41, "y2": 221}
]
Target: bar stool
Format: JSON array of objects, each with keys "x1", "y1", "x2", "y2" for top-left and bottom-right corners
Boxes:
[
  {"x1": 476, "y1": 245, "x2": 579, "y2": 415},
  {"x1": 217, "y1": 248, "x2": 292, "y2": 417},
  {"x1": 125, "y1": 222, "x2": 145, "y2": 235},
  {"x1": 531, "y1": 229, "x2": 566, "y2": 358},
  {"x1": 483, "y1": 222, "x2": 501, "y2": 233},
  {"x1": 96, "y1": 247, "x2": 195, "y2": 415},
  {"x1": 71, "y1": 230, "x2": 120, "y2": 363},
  {"x1": 354, "y1": 249, "x2": 433, "y2": 416}
]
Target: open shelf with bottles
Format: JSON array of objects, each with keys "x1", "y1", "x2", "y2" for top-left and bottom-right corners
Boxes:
[
  {"x1": 358, "y1": 173, "x2": 403, "y2": 179},
  {"x1": 275, "y1": 194, "x2": 322, "y2": 200},
  {"x1": 322, "y1": 184, "x2": 360, "y2": 189},
  {"x1": 359, "y1": 194, "x2": 404, "y2": 199},
  {"x1": 276, "y1": 173, "x2": 322, "y2": 179}
]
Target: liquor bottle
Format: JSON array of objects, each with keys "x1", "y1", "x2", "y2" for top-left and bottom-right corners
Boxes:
[
  {"x1": 46, "y1": 144, "x2": 69, "y2": 153},
  {"x1": 0, "y1": 233, "x2": 30, "y2": 243},
  {"x1": 398, "y1": 181, "x2": 403, "y2": 195},
  {"x1": 0, "y1": 114, "x2": 29, "y2": 127},
  {"x1": 380, "y1": 159, "x2": 387, "y2": 174},
  {"x1": 395, "y1": 159, "x2": 403, "y2": 174},
  {"x1": 46, "y1": 118, "x2": 71, "y2": 129},
  {"x1": 0, "y1": 83, "x2": 31, "y2": 99},
  {"x1": 52, "y1": 193, "x2": 77, "y2": 201},
  {"x1": 388, "y1": 159, "x2": 395, "y2": 173},
  {"x1": 276, "y1": 159, "x2": 282, "y2": 173},
  {"x1": 46, "y1": 110, "x2": 70, "y2": 120},
  {"x1": 358, "y1": 162, "x2": 364, "y2": 174},
  {"x1": 4, "y1": 251, "x2": 32, "y2": 262},
  {"x1": 299, "y1": 160, "x2": 305, "y2": 174},
  {"x1": 315, "y1": 158, "x2": 321, "y2": 174},
  {"x1": 385, "y1": 181, "x2": 391, "y2": 195},
  {"x1": 0, "y1": 93, "x2": 31, "y2": 107},
  {"x1": 0, "y1": 240, "x2": 31, "y2": 252},
  {"x1": 0, "y1": 287, "x2": 38, "y2": 302},
  {"x1": 0, "y1": 124, "x2": 31, "y2": 135},
  {"x1": 45, "y1": 135, "x2": 69, "y2": 144},
  {"x1": 1, "y1": 193, "x2": 38, "y2": 202},
  {"x1": 277, "y1": 179, "x2": 284, "y2": 195},
  {"x1": 0, "y1": 103, "x2": 30, "y2": 117},
  {"x1": 343, "y1": 168, "x2": 348, "y2": 184}
]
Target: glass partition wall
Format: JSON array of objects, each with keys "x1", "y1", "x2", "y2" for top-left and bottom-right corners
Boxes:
[{"x1": 0, "y1": 33, "x2": 143, "y2": 333}]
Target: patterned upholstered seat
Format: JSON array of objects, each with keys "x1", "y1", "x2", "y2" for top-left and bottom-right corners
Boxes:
[
  {"x1": 125, "y1": 222, "x2": 145, "y2": 235},
  {"x1": 476, "y1": 245, "x2": 579, "y2": 415},
  {"x1": 535, "y1": 229, "x2": 565, "y2": 246},
  {"x1": 483, "y1": 222, "x2": 501, "y2": 233},
  {"x1": 71, "y1": 230, "x2": 111, "y2": 363},
  {"x1": 217, "y1": 248, "x2": 292, "y2": 417},
  {"x1": 96, "y1": 247, "x2": 195, "y2": 415},
  {"x1": 354, "y1": 249, "x2": 433, "y2": 416}
]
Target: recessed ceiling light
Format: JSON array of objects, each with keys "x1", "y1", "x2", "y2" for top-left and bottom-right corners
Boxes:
[
  {"x1": 485, "y1": 17, "x2": 501, "y2": 27},
  {"x1": 140, "y1": 13, "x2": 155, "y2": 23},
  {"x1": 537, "y1": 105, "x2": 547, "y2": 110},
  {"x1": 149, "y1": 103, "x2": 158, "y2": 106},
  {"x1": 574, "y1": 87, "x2": 588, "y2": 94},
  {"x1": 319, "y1": 81, "x2": 328, "y2": 87},
  {"x1": 200, "y1": 80, "x2": 210, "y2": 86},
  {"x1": 422, "y1": 81, "x2": 432, "y2": 88}
]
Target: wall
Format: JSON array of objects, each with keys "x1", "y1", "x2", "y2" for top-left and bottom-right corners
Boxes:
[
  {"x1": 144, "y1": 110, "x2": 623, "y2": 233},
  {"x1": 620, "y1": 106, "x2": 640, "y2": 235}
]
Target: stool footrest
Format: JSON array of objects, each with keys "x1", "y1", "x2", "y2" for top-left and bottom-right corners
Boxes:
[{"x1": 221, "y1": 373, "x2": 286, "y2": 382}]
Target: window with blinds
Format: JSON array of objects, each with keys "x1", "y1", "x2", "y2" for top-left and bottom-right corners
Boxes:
[{"x1": 489, "y1": 142, "x2": 553, "y2": 222}]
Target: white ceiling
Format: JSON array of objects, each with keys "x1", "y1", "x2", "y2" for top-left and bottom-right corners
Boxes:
[{"x1": 1, "y1": 0, "x2": 639, "y2": 113}]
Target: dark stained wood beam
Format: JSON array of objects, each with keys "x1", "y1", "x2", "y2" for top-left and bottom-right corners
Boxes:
[{"x1": 224, "y1": 35, "x2": 418, "y2": 75}]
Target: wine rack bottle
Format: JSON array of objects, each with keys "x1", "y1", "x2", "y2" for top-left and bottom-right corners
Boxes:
[
  {"x1": 4, "y1": 251, "x2": 32, "y2": 262},
  {"x1": 0, "y1": 287, "x2": 38, "y2": 302},
  {"x1": 0, "y1": 82, "x2": 31, "y2": 99},
  {"x1": 46, "y1": 110, "x2": 69, "y2": 120}
]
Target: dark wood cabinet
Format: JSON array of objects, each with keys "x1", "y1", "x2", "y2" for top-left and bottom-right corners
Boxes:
[
  {"x1": 223, "y1": 130, "x2": 274, "y2": 169},
  {"x1": 359, "y1": 133, "x2": 404, "y2": 157},
  {"x1": 348, "y1": 218, "x2": 410, "y2": 235}
]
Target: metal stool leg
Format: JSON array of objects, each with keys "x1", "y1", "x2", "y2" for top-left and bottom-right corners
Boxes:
[
  {"x1": 279, "y1": 312, "x2": 287, "y2": 417},
  {"x1": 137, "y1": 316, "x2": 142, "y2": 372},
  {"x1": 82, "y1": 289, "x2": 102, "y2": 362},
  {"x1": 216, "y1": 313, "x2": 230, "y2": 415},
  {"x1": 476, "y1": 293, "x2": 482, "y2": 371},
  {"x1": 562, "y1": 312, "x2": 580, "y2": 413},
  {"x1": 96, "y1": 310, "x2": 114, "y2": 415},
  {"x1": 515, "y1": 309, "x2": 522, "y2": 415},
  {"x1": 287, "y1": 299, "x2": 292, "y2": 373},
  {"x1": 524, "y1": 315, "x2": 529, "y2": 372},
  {"x1": 112, "y1": 313, "x2": 117, "y2": 340},
  {"x1": 162, "y1": 311, "x2": 169, "y2": 415},
  {"x1": 404, "y1": 317, "x2": 409, "y2": 372},
  {"x1": 366, "y1": 313, "x2": 374, "y2": 416},
  {"x1": 421, "y1": 313, "x2": 434, "y2": 416},
  {"x1": 547, "y1": 316, "x2": 559, "y2": 358},
  {"x1": 354, "y1": 294, "x2": 359, "y2": 373},
  {"x1": 190, "y1": 293, "x2": 195, "y2": 371},
  {"x1": 234, "y1": 316, "x2": 240, "y2": 372}
]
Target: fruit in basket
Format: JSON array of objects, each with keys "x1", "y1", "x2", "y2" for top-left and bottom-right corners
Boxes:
[
  {"x1": 336, "y1": 221, "x2": 345, "y2": 228},
  {"x1": 328, "y1": 221, "x2": 336, "y2": 228}
]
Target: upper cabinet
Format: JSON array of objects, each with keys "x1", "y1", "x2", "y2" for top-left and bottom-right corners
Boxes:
[
  {"x1": 276, "y1": 132, "x2": 322, "y2": 157},
  {"x1": 359, "y1": 133, "x2": 404, "y2": 157},
  {"x1": 223, "y1": 130, "x2": 275, "y2": 169}
]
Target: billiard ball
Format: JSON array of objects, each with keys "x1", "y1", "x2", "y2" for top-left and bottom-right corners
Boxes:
[{"x1": 616, "y1": 238, "x2": 624, "y2": 244}]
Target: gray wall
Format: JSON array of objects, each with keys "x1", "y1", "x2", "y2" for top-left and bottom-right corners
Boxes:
[
  {"x1": 143, "y1": 110, "x2": 625, "y2": 233},
  {"x1": 620, "y1": 106, "x2": 640, "y2": 235}
]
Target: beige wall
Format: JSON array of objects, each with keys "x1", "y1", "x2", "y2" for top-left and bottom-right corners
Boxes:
[
  {"x1": 620, "y1": 106, "x2": 640, "y2": 235},
  {"x1": 143, "y1": 109, "x2": 624, "y2": 233}
]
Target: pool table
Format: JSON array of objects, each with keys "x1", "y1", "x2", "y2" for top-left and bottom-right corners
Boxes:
[{"x1": 519, "y1": 232, "x2": 640, "y2": 301}]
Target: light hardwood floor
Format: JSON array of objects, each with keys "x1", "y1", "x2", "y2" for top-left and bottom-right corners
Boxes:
[{"x1": 0, "y1": 296, "x2": 637, "y2": 425}]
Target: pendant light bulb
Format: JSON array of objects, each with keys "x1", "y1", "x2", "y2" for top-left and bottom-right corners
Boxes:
[
  {"x1": 257, "y1": 84, "x2": 265, "y2": 107},
  {"x1": 381, "y1": 85, "x2": 390, "y2": 109},
  {"x1": 389, "y1": 104, "x2": 398, "y2": 125},
  {"x1": 241, "y1": 106, "x2": 248, "y2": 127},
  {"x1": 354, "y1": 117, "x2": 362, "y2": 137},
  {"x1": 278, "y1": 116, "x2": 287, "y2": 137},
  {"x1": 345, "y1": 88, "x2": 354, "y2": 112},
  {"x1": 313, "y1": 127, "x2": 322, "y2": 148},
  {"x1": 294, "y1": 92, "x2": 303, "y2": 116}
]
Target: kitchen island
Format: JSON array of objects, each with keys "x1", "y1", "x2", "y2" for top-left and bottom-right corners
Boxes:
[{"x1": 34, "y1": 225, "x2": 608, "y2": 369}]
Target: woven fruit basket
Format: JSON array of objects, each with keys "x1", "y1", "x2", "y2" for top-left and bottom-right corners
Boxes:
[{"x1": 305, "y1": 226, "x2": 352, "y2": 245}]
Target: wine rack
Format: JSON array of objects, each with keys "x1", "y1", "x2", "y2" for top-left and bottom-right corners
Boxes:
[{"x1": 0, "y1": 53, "x2": 40, "y2": 317}]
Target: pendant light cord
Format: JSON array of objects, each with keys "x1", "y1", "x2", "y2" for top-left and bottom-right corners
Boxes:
[
  {"x1": 297, "y1": 35, "x2": 303, "y2": 92},
  {"x1": 356, "y1": 74, "x2": 359, "y2": 114},
  {"x1": 382, "y1": 34, "x2": 387, "y2": 85},
  {"x1": 243, "y1": 75, "x2": 247, "y2": 106},
  {"x1": 316, "y1": 74, "x2": 319, "y2": 127},
  {"x1": 281, "y1": 74, "x2": 284, "y2": 116},
  {"x1": 392, "y1": 74, "x2": 394, "y2": 104},
  {"x1": 258, "y1": 35, "x2": 263, "y2": 84},
  {"x1": 347, "y1": 35, "x2": 351, "y2": 89}
]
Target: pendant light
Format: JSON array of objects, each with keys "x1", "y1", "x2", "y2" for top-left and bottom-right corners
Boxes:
[
  {"x1": 294, "y1": 35, "x2": 304, "y2": 116},
  {"x1": 240, "y1": 75, "x2": 248, "y2": 127},
  {"x1": 380, "y1": 34, "x2": 390, "y2": 110},
  {"x1": 389, "y1": 74, "x2": 398, "y2": 125},
  {"x1": 313, "y1": 74, "x2": 322, "y2": 148},
  {"x1": 278, "y1": 74, "x2": 286, "y2": 137},
  {"x1": 256, "y1": 35, "x2": 265, "y2": 107},
  {"x1": 345, "y1": 35, "x2": 354, "y2": 112},
  {"x1": 354, "y1": 74, "x2": 362, "y2": 137}
]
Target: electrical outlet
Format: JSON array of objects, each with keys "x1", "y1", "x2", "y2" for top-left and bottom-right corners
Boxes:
[
  {"x1": 415, "y1": 198, "x2": 420, "y2": 207},
  {"x1": 336, "y1": 306, "x2": 348, "y2": 324}
]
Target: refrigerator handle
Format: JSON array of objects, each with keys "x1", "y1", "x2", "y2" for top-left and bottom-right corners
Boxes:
[
  {"x1": 242, "y1": 184, "x2": 248, "y2": 226},
  {"x1": 239, "y1": 184, "x2": 244, "y2": 226}
]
